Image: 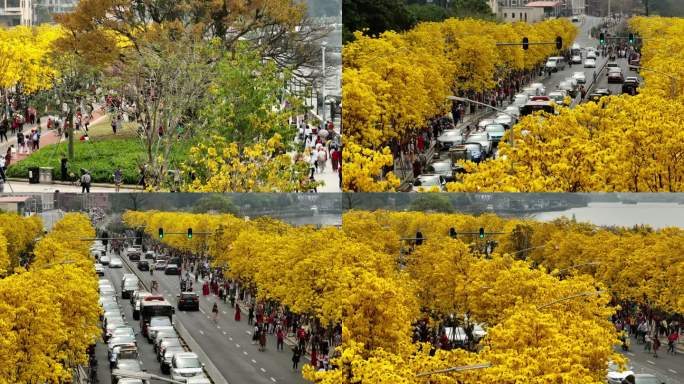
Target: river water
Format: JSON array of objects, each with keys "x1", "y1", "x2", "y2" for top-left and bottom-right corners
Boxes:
[{"x1": 532, "y1": 202, "x2": 684, "y2": 229}]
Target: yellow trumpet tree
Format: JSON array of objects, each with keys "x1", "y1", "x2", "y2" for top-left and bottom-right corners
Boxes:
[{"x1": 0, "y1": 212, "x2": 100, "y2": 384}]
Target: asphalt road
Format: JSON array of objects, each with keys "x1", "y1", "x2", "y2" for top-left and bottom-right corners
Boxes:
[
  {"x1": 105, "y1": 250, "x2": 309, "y2": 384},
  {"x1": 617, "y1": 335, "x2": 684, "y2": 384}
]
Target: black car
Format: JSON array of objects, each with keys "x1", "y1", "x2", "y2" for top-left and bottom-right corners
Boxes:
[
  {"x1": 168, "y1": 257, "x2": 181, "y2": 266},
  {"x1": 164, "y1": 264, "x2": 180, "y2": 275},
  {"x1": 177, "y1": 292, "x2": 200, "y2": 311},
  {"x1": 137, "y1": 260, "x2": 150, "y2": 271},
  {"x1": 588, "y1": 88, "x2": 611, "y2": 102},
  {"x1": 127, "y1": 249, "x2": 142, "y2": 261}
]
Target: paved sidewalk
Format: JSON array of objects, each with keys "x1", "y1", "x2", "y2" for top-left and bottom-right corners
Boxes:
[{"x1": 3, "y1": 179, "x2": 138, "y2": 193}]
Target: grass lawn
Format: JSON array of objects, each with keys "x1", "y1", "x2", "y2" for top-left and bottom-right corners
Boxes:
[{"x1": 7, "y1": 136, "x2": 191, "y2": 185}]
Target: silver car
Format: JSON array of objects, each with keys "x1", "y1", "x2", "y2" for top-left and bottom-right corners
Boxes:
[
  {"x1": 411, "y1": 174, "x2": 446, "y2": 192},
  {"x1": 466, "y1": 132, "x2": 492, "y2": 156},
  {"x1": 437, "y1": 129, "x2": 464, "y2": 150},
  {"x1": 426, "y1": 160, "x2": 455, "y2": 182}
]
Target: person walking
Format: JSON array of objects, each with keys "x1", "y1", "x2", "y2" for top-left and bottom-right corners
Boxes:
[
  {"x1": 80, "y1": 171, "x2": 92, "y2": 193},
  {"x1": 0, "y1": 164, "x2": 6, "y2": 193},
  {"x1": 291, "y1": 345, "x2": 301, "y2": 371},
  {"x1": 652, "y1": 335, "x2": 661, "y2": 358},
  {"x1": 259, "y1": 328, "x2": 267, "y2": 351},
  {"x1": 113, "y1": 168, "x2": 122, "y2": 193},
  {"x1": 212, "y1": 302, "x2": 219, "y2": 323},
  {"x1": 667, "y1": 329, "x2": 679, "y2": 355},
  {"x1": 644, "y1": 332, "x2": 652, "y2": 352},
  {"x1": 276, "y1": 326, "x2": 284, "y2": 351},
  {"x1": 234, "y1": 302, "x2": 241, "y2": 322},
  {"x1": 16, "y1": 131, "x2": 25, "y2": 154},
  {"x1": 0, "y1": 119, "x2": 7, "y2": 142},
  {"x1": 248, "y1": 305, "x2": 255, "y2": 325}
]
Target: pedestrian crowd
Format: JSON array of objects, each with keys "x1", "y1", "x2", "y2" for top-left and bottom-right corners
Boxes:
[
  {"x1": 149, "y1": 241, "x2": 344, "y2": 373},
  {"x1": 612, "y1": 302, "x2": 681, "y2": 358}
]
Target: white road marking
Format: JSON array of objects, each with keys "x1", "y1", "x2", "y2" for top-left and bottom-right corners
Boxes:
[
  {"x1": 260, "y1": 368, "x2": 266, "y2": 373},
  {"x1": 270, "y1": 377, "x2": 276, "y2": 382},
  {"x1": 199, "y1": 330, "x2": 204, "y2": 335},
  {"x1": 246, "y1": 331, "x2": 251, "y2": 335},
  {"x1": 251, "y1": 359, "x2": 257, "y2": 364},
  {"x1": 236, "y1": 343, "x2": 240, "y2": 348},
  {"x1": 626, "y1": 352, "x2": 635, "y2": 356},
  {"x1": 229, "y1": 337, "x2": 233, "y2": 341},
  {"x1": 222, "y1": 331, "x2": 227, "y2": 335},
  {"x1": 243, "y1": 351, "x2": 248, "y2": 356},
  {"x1": 199, "y1": 308, "x2": 205, "y2": 314},
  {"x1": 222, "y1": 311, "x2": 226, "y2": 315},
  {"x1": 217, "y1": 325, "x2": 221, "y2": 329},
  {"x1": 668, "y1": 369, "x2": 677, "y2": 374},
  {"x1": 647, "y1": 360, "x2": 655, "y2": 365}
]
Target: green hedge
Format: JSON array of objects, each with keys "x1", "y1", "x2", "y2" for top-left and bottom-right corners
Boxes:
[{"x1": 7, "y1": 137, "x2": 190, "y2": 185}]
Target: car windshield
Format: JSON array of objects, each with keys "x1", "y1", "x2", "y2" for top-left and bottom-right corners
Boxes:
[
  {"x1": 440, "y1": 131, "x2": 461, "y2": 138},
  {"x1": 175, "y1": 356, "x2": 201, "y2": 369},
  {"x1": 418, "y1": 177, "x2": 441, "y2": 187},
  {"x1": 150, "y1": 317, "x2": 172, "y2": 327},
  {"x1": 162, "y1": 338, "x2": 182, "y2": 347},
  {"x1": 118, "y1": 360, "x2": 142, "y2": 371},
  {"x1": 431, "y1": 163, "x2": 451, "y2": 172},
  {"x1": 486, "y1": 125, "x2": 505, "y2": 133},
  {"x1": 608, "y1": 67, "x2": 621, "y2": 73},
  {"x1": 181, "y1": 293, "x2": 197, "y2": 299}
]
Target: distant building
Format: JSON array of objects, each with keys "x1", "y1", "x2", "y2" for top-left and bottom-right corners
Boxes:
[
  {"x1": 498, "y1": 0, "x2": 581, "y2": 17},
  {"x1": 500, "y1": 5, "x2": 545, "y2": 22},
  {"x1": 0, "y1": 0, "x2": 32, "y2": 27},
  {"x1": 0, "y1": 0, "x2": 79, "y2": 26}
]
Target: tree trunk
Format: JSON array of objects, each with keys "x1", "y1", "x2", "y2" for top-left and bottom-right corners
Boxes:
[{"x1": 67, "y1": 110, "x2": 74, "y2": 160}]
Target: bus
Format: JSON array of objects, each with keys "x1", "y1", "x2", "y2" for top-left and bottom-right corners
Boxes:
[
  {"x1": 140, "y1": 296, "x2": 174, "y2": 337},
  {"x1": 520, "y1": 100, "x2": 555, "y2": 117}
]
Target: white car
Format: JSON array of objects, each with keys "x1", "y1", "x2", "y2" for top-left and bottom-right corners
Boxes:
[
  {"x1": 572, "y1": 71, "x2": 586, "y2": 84},
  {"x1": 109, "y1": 258, "x2": 123, "y2": 268},
  {"x1": 411, "y1": 174, "x2": 446, "y2": 192},
  {"x1": 186, "y1": 375, "x2": 211, "y2": 384},
  {"x1": 530, "y1": 83, "x2": 546, "y2": 96},
  {"x1": 584, "y1": 58, "x2": 596, "y2": 68},
  {"x1": 512, "y1": 94, "x2": 528, "y2": 108},
  {"x1": 99, "y1": 255, "x2": 111, "y2": 265},
  {"x1": 477, "y1": 119, "x2": 495, "y2": 131},
  {"x1": 171, "y1": 352, "x2": 204, "y2": 383},
  {"x1": 586, "y1": 50, "x2": 597, "y2": 59},
  {"x1": 95, "y1": 263, "x2": 105, "y2": 276},
  {"x1": 606, "y1": 361, "x2": 634, "y2": 384},
  {"x1": 571, "y1": 54, "x2": 582, "y2": 64},
  {"x1": 503, "y1": 106, "x2": 520, "y2": 119},
  {"x1": 548, "y1": 91, "x2": 567, "y2": 106}
]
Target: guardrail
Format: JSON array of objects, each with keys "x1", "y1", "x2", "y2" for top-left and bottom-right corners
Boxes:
[{"x1": 118, "y1": 253, "x2": 229, "y2": 384}]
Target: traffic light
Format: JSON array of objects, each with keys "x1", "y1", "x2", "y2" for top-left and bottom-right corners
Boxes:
[
  {"x1": 599, "y1": 32, "x2": 606, "y2": 46},
  {"x1": 479, "y1": 227, "x2": 485, "y2": 239},
  {"x1": 158, "y1": 228, "x2": 164, "y2": 239},
  {"x1": 555, "y1": 36, "x2": 563, "y2": 50},
  {"x1": 415, "y1": 231, "x2": 423, "y2": 246},
  {"x1": 187, "y1": 228, "x2": 193, "y2": 239},
  {"x1": 449, "y1": 227, "x2": 457, "y2": 239},
  {"x1": 522, "y1": 37, "x2": 529, "y2": 50},
  {"x1": 628, "y1": 33, "x2": 635, "y2": 45}
]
